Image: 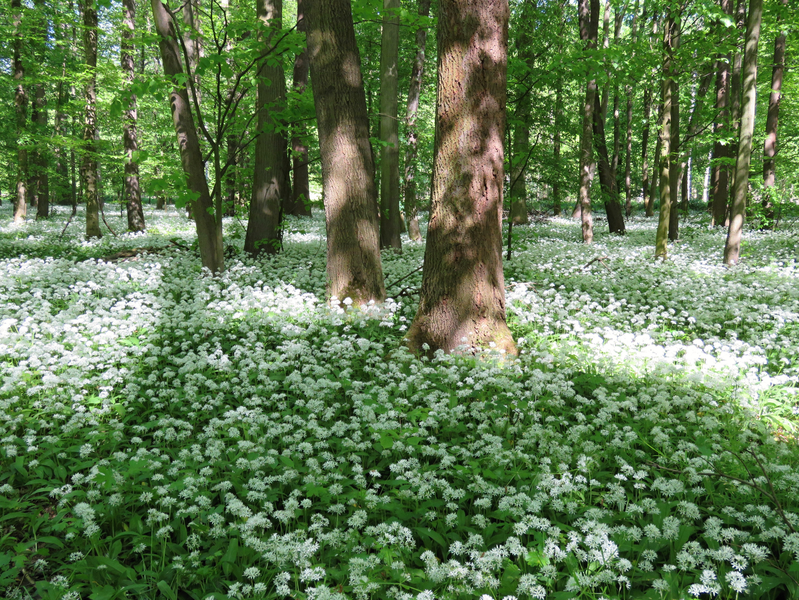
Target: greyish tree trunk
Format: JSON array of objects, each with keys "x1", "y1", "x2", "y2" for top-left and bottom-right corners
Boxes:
[
  {"x1": 287, "y1": 0, "x2": 312, "y2": 217},
  {"x1": 13, "y1": 0, "x2": 28, "y2": 223},
  {"x1": 83, "y1": 0, "x2": 102, "y2": 239},
  {"x1": 305, "y1": 0, "x2": 385, "y2": 305},
  {"x1": 122, "y1": 0, "x2": 144, "y2": 232},
  {"x1": 405, "y1": 0, "x2": 516, "y2": 356}
]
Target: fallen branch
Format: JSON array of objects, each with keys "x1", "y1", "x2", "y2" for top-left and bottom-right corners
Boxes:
[
  {"x1": 386, "y1": 264, "x2": 424, "y2": 290},
  {"x1": 582, "y1": 256, "x2": 612, "y2": 272},
  {"x1": 99, "y1": 204, "x2": 118, "y2": 237},
  {"x1": 59, "y1": 211, "x2": 76, "y2": 240}
]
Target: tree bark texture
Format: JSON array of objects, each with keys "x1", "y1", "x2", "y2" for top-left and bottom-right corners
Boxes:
[
  {"x1": 83, "y1": 0, "x2": 102, "y2": 239},
  {"x1": 151, "y1": 0, "x2": 224, "y2": 273},
  {"x1": 379, "y1": 0, "x2": 402, "y2": 250},
  {"x1": 578, "y1": 0, "x2": 599, "y2": 243},
  {"x1": 724, "y1": 0, "x2": 762, "y2": 265},
  {"x1": 305, "y1": 0, "x2": 386, "y2": 304},
  {"x1": 403, "y1": 0, "x2": 431, "y2": 241},
  {"x1": 762, "y1": 0, "x2": 787, "y2": 222},
  {"x1": 655, "y1": 13, "x2": 675, "y2": 258},
  {"x1": 406, "y1": 0, "x2": 516, "y2": 356},
  {"x1": 711, "y1": 61, "x2": 732, "y2": 224},
  {"x1": 592, "y1": 94, "x2": 625, "y2": 234},
  {"x1": 13, "y1": 0, "x2": 28, "y2": 223},
  {"x1": 245, "y1": 0, "x2": 290, "y2": 256},
  {"x1": 727, "y1": 0, "x2": 746, "y2": 203},
  {"x1": 287, "y1": 0, "x2": 312, "y2": 217},
  {"x1": 122, "y1": 0, "x2": 144, "y2": 232}
]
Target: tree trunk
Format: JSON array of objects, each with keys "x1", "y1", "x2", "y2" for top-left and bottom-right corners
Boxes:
[
  {"x1": 83, "y1": 0, "x2": 101, "y2": 239},
  {"x1": 679, "y1": 68, "x2": 713, "y2": 210},
  {"x1": 13, "y1": 0, "x2": 28, "y2": 224},
  {"x1": 640, "y1": 87, "x2": 651, "y2": 210},
  {"x1": 287, "y1": 0, "x2": 312, "y2": 217},
  {"x1": 727, "y1": 0, "x2": 746, "y2": 204},
  {"x1": 668, "y1": 75, "x2": 680, "y2": 242},
  {"x1": 509, "y1": 117, "x2": 530, "y2": 225},
  {"x1": 577, "y1": 0, "x2": 599, "y2": 243},
  {"x1": 151, "y1": 0, "x2": 224, "y2": 273},
  {"x1": 402, "y1": 0, "x2": 431, "y2": 241},
  {"x1": 724, "y1": 0, "x2": 762, "y2": 265},
  {"x1": 592, "y1": 94, "x2": 625, "y2": 234},
  {"x1": 405, "y1": 0, "x2": 515, "y2": 356},
  {"x1": 33, "y1": 82, "x2": 49, "y2": 219},
  {"x1": 225, "y1": 134, "x2": 237, "y2": 216},
  {"x1": 305, "y1": 0, "x2": 385, "y2": 304},
  {"x1": 245, "y1": 0, "x2": 290, "y2": 256},
  {"x1": 122, "y1": 0, "x2": 144, "y2": 231},
  {"x1": 552, "y1": 79, "x2": 563, "y2": 216},
  {"x1": 378, "y1": 0, "x2": 402, "y2": 250},
  {"x1": 655, "y1": 13, "x2": 676, "y2": 258},
  {"x1": 762, "y1": 0, "x2": 787, "y2": 224},
  {"x1": 711, "y1": 0, "x2": 733, "y2": 226},
  {"x1": 624, "y1": 92, "x2": 632, "y2": 216}
]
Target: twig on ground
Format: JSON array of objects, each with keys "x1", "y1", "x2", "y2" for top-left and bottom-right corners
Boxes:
[
  {"x1": 582, "y1": 256, "x2": 612, "y2": 272},
  {"x1": 386, "y1": 264, "x2": 424, "y2": 289},
  {"x1": 99, "y1": 204, "x2": 118, "y2": 237}
]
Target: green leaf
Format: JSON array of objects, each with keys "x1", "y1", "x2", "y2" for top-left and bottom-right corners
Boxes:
[
  {"x1": 89, "y1": 585, "x2": 118, "y2": 600},
  {"x1": 156, "y1": 580, "x2": 177, "y2": 600},
  {"x1": 380, "y1": 433, "x2": 394, "y2": 449}
]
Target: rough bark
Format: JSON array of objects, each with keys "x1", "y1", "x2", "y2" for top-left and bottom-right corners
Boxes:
[
  {"x1": 13, "y1": 0, "x2": 28, "y2": 223},
  {"x1": 245, "y1": 0, "x2": 290, "y2": 256},
  {"x1": 655, "y1": 13, "x2": 675, "y2": 258},
  {"x1": 378, "y1": 0, "x2": 402, "y2": 250},
  {"x1": 287, "y1": 0, "x2": 312, "y2": 217},
  {"x1": 727, "y1": 0, "x2": 746, "y2": 202},
  {"x1": 83, "y1": 0, "x2": 101, "y2": 239},
  {"x1": 151, "y1": 0, "x2": 224, "y2": 273},
  {"x1": 578, "y1": 0, "x2": 599, "y2": 243},
  {"x1": 122, "y1": 0, "x2": 144, "y2": 231},
  {"x1": 305, "y1": 0, "x2": 385, "y2": 304},
  {"x1": 762, "y1": 0, "x2": 787, "y2": 223},
  {"x1": 724, "y1": 0, "x2": 762, "y2": 265},
  {"x1": 405, "y1": 0, "x2": 515, "y2": 356},
  {"x1": 402, "y1": 0, "x2": 431, "y2": 241}
]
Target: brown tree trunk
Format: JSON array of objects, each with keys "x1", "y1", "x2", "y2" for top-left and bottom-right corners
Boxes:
[
  {"x1": 378, "y1": 0, "x2": 402, "y2": 250},
  {"x1": 245, "y1": 0, "x2": 289, "y2": 256},
  {"x1": 305, "y1": 0, "x2": 385, "y2": 304},
  {"x1": 592, "y1": 94, "x2": 625, "y2": 234},
  {"x1": 406, "y1": 0, "x2": 515, "y2": 356},
  {"x1": 655, "y1": 12, "x2": 676, "y2": 258},
  {"x1": 83, "y1": 0, "x2": 101, "y2": 239},
  {"x1": 640, "y1": 87, "x2": 652, "y2": 210},
  {"x1": 403, "y1": 0, "x2": 431, "y2": 241},
  {"x1": 151, "y1": 0, "x2": 224, "y2": 273},
  {"x1": 724, "y1": 0, "x2": 762, "y2": 265},
  {"x1": 54, "y1": 25, "x2": 71, "y2": 207},
  {"x1": 711, "y1": 0, "x2": 732, "y2": 227},
  {"x1": 624, "y1": 92, "x2": 633, "y2": 216},
  {"x1": 13, "y1": 0, "x2": 28, "y2": 224},
  {"x1": 509, "y1": 117, "x2": 530, "y2": 225},
  {"x1": 122, "y1": 0, "x2": 144, "y2": 231},
  {"x1": 727, "y1": 0, "x2": 746, "y2": 204},
  {"x1": 668, "y1": 75, "x2": 680, "y2": 242},
  {"x1": 287, "y1": 0, "x2": 312, "y2": 217},
  {"x1": 578, "y1": 0, "x2": 599, "y2": 243},
  {"x1": 762, "y1": 0, "x2": 787, "y2": 224}
]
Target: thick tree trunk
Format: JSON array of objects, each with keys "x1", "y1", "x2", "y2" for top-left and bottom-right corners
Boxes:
[
  {"x1": 378, "y1": 0, "x2": 402, "y2": 250},
  {"x1": 552, "y1": 80, "x2": 563, "y2": 216},
  {"x1": 406, "y1": 0, "x2": 515, "y2": 356},
  {"x1": 13, "y1": 0, "x2": 28, "y2": 223},
  {"x1": 577, "y1": 0, "x2": 599, "y2": 243},
  {"x1": 245, "y1": 0, "x2": 289, "y2": 256},
  {"x1": 711, "y1": 2, "x2": 732, "y2": 227},
  {"x1": 727, "y1": 0, "x2": 746, "y2": 204},
  {"x1": 83, "y1": 0, "x2": 101, "y2": 239},
  {"x1": 305, "y1": 0, "x2": 385, "y2": 304},
  {"x1": 592, "y1": 94, "x2": 625, "y2": 234},
  {"x1": 151, "y1": 0, "x2": 224, "y2": 273},
  {"x1": 655, "y1": 14, "x2": 676, "y2": 258},
  {"x1": 403, "y1": 0, "x2": 431, "y2": 242},
  {"x1": 122, "y1": 0, "x2": 144, "y2": 231},
  {"x1": 287, "y1": 0, "x2": 312, "y2": 217},
  {"x1": 762, "y1": 0, "x2": 787, "y2": 223},
  {"x1": 724, "y1": 0, "x2": 762, "y2": 265}
]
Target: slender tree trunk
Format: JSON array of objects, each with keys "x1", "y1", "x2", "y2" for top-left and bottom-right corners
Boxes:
[
  {"x1": 245, "y1": 0, "x2": 290, "y2": 256},
  {"x1": 592, "y1": 94, "x2": 625, "y2": 234},
  {"x1": 509, "y1": 113, "x2": 530, "y2": 224},
  {"x1": 33, "y1": 83, "x2": 49, "y2": 219},
  {"x1": 403, "y1": 0, "x2": 431, "y2": 242},
  {"x1": 641, "y1": 87, "x2": 652, "y2": 209},
  {"x1": 54, "y1": 32, "x2": 70, "y2": 207},
  {"x1": 553, "y1": 79, "x2": 563, "y2": 216},
  {"x1": 679, "y1": 68, "x2": 713, "y2": 210},
  {"x1": 82, "y1": 0, "x2": 102, "y2": 238},
  {"x1": 724, "y1": 0, "x2": 762, "y2": 265},
  {"x1": 668, "y1": 75, "x2": 680, "y2": 242},
  {"x1": 405, "y1": 0, "x2": 515, "y2": 356},
  {"x1": 655, "y1": 12, "x2": 676, "y2": 258},
  {"x1": 578, "y1": 0, "x2": 599, "y2": 243},
  {"x1": 762, "y1": 0, "x2": 787, "y2": 224},
  {"x1": 122, "y1": 0, "x2": 144, "y2": 231},
  {"x1": 288, "y1": 0, "x2": 312, "y2": 216},
  {"x1": 624, "y1": 92, "x2": 633, "y2": 216},
  {"x1": 13, "y1": 0, "x2": 28, "y2": 223},
  {"x1": 727, "y1": 0, "x2": 746, "y2": 204},
  {"x1": 305, "y1": 0, "x2": 385, "y2": 304},
  {"x1": 711, "y1": 0, "x2": 732, "y2": 227},
  {"x1": 151, "y1": 0, "x2": 224, "y2": 273},
  {"x1": 378, "y1": 0, "x2": 402, "y2": 250}
]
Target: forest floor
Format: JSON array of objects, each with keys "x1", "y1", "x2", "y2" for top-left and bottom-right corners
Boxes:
[{"x1": 1, "y1": 204, "x2": 798, "y2": 600}]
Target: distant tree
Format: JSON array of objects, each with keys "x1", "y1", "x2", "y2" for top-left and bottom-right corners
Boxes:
[
  {"x1": 711, "y1": 0, "x2": 733, "y2": 227},
  {"x1": 305, "y1": 0, "x2": 385, "y2": 304},
  {"x1": 406, "y1": 0, "x2": 516, "y2": 356},
  {"x1": 12, "y1": 0, "x2": 28, "y2": 224},
  {"x1": 287, "y1": 0, "x2": 312, "y2": 217},
  {"x1": 724, "y1": 0, "x2": 763, "y2": 265},
  {"x1": 762, "y1": 0, "x2": 788, "y2": 224}
]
